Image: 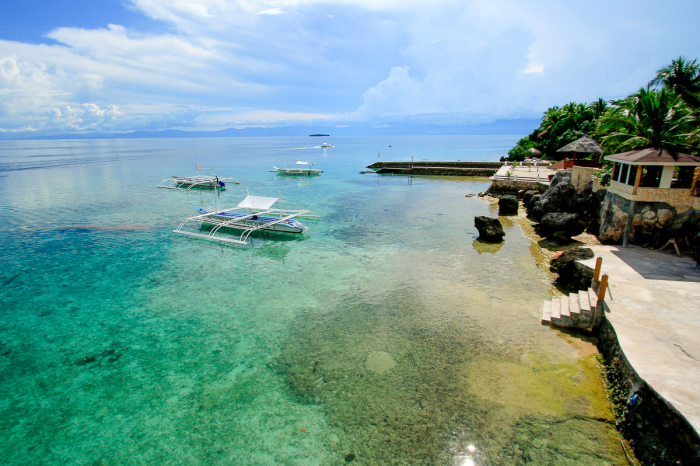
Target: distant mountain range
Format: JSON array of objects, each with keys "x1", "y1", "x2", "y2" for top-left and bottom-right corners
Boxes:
[{"x1": 0, "y1": 119, "x2": 539, "y2": 140}]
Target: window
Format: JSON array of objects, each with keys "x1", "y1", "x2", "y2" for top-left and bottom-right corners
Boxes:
[
  {"x1": 640, "y1": 166, "x2": 662, "y2": 188},
  {"x1": 672, "y1": 166, "x2": 694, "y2": 188},
  {"x1": 618, "y1": 164, "x2": 629, "y2": 183}
]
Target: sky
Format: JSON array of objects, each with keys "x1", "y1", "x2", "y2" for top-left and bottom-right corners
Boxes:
[{"x1": 1, "y1": 0, "x2": 699, "y2": 135}]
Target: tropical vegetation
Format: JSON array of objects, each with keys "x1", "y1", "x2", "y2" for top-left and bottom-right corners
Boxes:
[{"x1": 506, "y1": 56, "x2": 700, "y2": 161}]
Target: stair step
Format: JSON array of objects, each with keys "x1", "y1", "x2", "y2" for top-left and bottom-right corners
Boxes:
[
  {"x1": 579, "y1": 289, "x2": 591, "y2": 313},
  {"x1": 551, "y1": 298, "x2": 561, "y2": 319},
  {"x1": 569, "y1": 293, "x2": 581, "y2": 315},
  {"x1": 560, "y1": 295, "x2": 570, "y2": 317},
  {"x1": 542, "y1": 301, "x2": 552, "y2": 323},
  {"x1": 588, "y1": 287, "x2": 598, "y2": 309}
]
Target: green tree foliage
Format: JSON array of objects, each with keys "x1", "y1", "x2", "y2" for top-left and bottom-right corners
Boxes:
[
  {"x1": 650, "y1": 56, "x2": 700, "y2": 111},
  {"x1": 596, "y1": 87, "x2": 697, "y2": 155},
  {"x1": 506, "y1": 99, "x2": 607, "y2": 161},
  {"x1": 507, "y1": 56, "x2": 700, "y2": 161}
]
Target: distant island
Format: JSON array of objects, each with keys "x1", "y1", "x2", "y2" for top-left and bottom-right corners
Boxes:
[{"x1": 309, "y1": 134, "x2": 330, "y2": 137}]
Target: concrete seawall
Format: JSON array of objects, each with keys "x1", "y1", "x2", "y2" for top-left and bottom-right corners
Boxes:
[
  {"x1": 597, "y1": 319, "x2": 700, "y2": 464},
  {"x1": 367, "y1": 161, "x2": 502, "y2": 177}
]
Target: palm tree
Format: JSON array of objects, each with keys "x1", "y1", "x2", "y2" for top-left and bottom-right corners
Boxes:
[
  {"x1": 596, "y1": 87, "x2": 694, "y2": 154},
  {"x1": 650, "y1": 56, "x2": 700, "y2": 111}
]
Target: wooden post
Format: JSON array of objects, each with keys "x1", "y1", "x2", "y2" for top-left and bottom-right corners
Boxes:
[
  {"x1": 598, "y1": 272, "x2": 609, "y2": 302},
  {"x1": 691, "y1": 167, "x2": 700, "y2": 195},
  {"x1": 622, "y1": 201, "x2": 635, "y2": 248},
  {"x1": 633, "y1": 164, "x2": 643, "y2": 195},
  {"x1": 593, "y1": 256, "x2": 603, "y2": 281},
  {"x1": 610, "y1": 162, "x2": 616, "y2": 182}
]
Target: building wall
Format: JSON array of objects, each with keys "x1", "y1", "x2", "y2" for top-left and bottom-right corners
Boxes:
[
  {"x1": 608, "y1": 180, "x2": 700, "y2": 210},
  {"x1": 571, "y1": 166, "x2": 601, "y2": 193}
]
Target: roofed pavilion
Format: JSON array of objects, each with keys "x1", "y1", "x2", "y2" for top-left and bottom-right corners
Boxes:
[{"x1": 605, "y1": 148, "x2": 700, "y2": 207}]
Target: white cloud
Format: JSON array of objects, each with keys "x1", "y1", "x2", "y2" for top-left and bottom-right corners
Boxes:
[
  {"x1": 257, "y1": 8, "x2": 285, "y2": 14},
  {"x1": 521, "y1": 62, "x2": 544, "y2": 74},
  {"x1": 1, "y1": 0, "x2": 699, "y2": 134}
]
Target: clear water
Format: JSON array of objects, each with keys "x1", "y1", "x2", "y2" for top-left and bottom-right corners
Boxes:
[{"x1": 0, "y1": 136, "x2": 629, "y2": 465}]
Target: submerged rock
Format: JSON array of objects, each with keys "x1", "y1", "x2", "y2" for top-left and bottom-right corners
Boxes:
[
  {"x1": 474, "y1": 216, "x2": 505, "y2": 241},
  {"x1": 366, "y1": 352, "x2": 396, "y2": 373},
  {"x1": 498, "y1": 195, "x2": 519, "y2": 215},
  {"x1": 76, "y1": 355, "x2": 97, "y2": 366},
  {"x1": 345, "y1": 453, "x2": 357, "y2": 462}
]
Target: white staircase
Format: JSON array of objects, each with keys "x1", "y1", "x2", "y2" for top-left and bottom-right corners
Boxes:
[{"x1": 541, "y1": 287, "x2": 599, "y2": 330}]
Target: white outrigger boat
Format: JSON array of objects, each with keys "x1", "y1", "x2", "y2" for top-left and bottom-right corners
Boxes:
[
  {"x1": 320, "y1": 142, "x2": 334, "y2": 148},
  {"x1": 157, "y1": 165, "x2": 239, "y2": 190},
  {"x1": 173, "y1": 194, "x2": 319, "y2": 245},
  {"x1": 271, "y1": 160, "x2": 322, "y2": 176}
]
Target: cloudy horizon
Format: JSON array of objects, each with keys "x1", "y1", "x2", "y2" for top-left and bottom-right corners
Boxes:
[{"x1": 1, "y1": 0, "x2": 699, "y2": 135}]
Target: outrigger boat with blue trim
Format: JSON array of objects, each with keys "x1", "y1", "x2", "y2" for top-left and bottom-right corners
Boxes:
[
  {"x1": 173, "y1": 194, "x2": 319, "y2": 245},
  {"x1": 271, "y1": 160, "x2": 322, "y2": 176},
  {"x1": 157, "y1": 165, "x2": 239, "y2": 190}
]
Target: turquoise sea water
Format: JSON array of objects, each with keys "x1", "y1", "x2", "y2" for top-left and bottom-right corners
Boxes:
[{"x1": 0, "y1": 136, "x2": 629, "y2": 465}]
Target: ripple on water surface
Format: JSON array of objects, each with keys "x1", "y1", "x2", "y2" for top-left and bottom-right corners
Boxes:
[{"x1": 0, "y1": 137, "x2": 631, "y2": 465}]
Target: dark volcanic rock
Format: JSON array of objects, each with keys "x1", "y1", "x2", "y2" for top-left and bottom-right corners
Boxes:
[
  {"x1": 526, "y1": 194, "x2": 542, "y2": 215},
  {"x1": 550, "y1": 247, "x2": 595, "y2": 274},
  {"x1": 522, "y1": 190, "x2": 540, "y2": 208},
  {"x1": 556, "y1": 260, "x2": 595, "y2": 291},
  {"x1": 474, "y1": 216, "x2": 505, "y2": 241},
  {"x1": 498, "y1": 195, "x2": 519, "y2": 215},
  {"x1": 529, "y1": 182, "x2": 580, "y2": 222},
  {"x1": 550, "y1": 171, "x2": 572, "y2": 187},
  {"x1": 536, "y1": 212, "x2": 585, "y2": 242}
]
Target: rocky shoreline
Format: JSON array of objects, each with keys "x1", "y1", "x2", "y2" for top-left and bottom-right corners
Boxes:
[{"x1": 478, "y1": 174, "x2": 700, "y2": 465}]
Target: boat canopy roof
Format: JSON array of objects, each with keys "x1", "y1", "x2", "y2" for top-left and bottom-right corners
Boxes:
[
  {"x1": 296, "y1": 160, "x2": 311, "y2": 165},
  {"x1": 237, "y1": 195, "x2": 279, "y2": 210}
]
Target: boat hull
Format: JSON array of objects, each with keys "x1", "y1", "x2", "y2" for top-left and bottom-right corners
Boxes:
[
  {"x1": 195, "y1": 208, "x2": 306, "y2": 233},
  {"x1": 272, "y1": 169, "x2": 323, "y2": 176}
]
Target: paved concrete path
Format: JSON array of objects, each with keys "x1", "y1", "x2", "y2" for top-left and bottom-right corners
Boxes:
[
  {"x1": 493, "y1": 164, "x2": 556, "y2": 183},
  {"x1": 580, "y1": 246, "x2": 700, "y2": 433}
]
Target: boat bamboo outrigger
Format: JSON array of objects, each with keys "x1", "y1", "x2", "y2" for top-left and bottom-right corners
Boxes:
[
  {"x1": 173, "y1": 194, "x2": 319, "y2": 245},
  {"x1": 157, "y1": 165, "x2": 239, "y2": 190},
  {"x1": 271, "y1": 160, "x2": 323, "y2": 176}
]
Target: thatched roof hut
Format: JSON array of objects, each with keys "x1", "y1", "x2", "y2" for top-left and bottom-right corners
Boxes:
[{"x1": 556, "y1": 135, "x2": 602, "y2": 155}]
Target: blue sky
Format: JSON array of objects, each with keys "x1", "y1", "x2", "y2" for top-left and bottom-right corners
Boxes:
[{"x1": 1, "y1": 0, "x2": 699, "y2": 134}]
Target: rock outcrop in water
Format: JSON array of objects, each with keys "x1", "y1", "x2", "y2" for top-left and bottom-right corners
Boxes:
[
  {"x1": 474, "y1": 216, "x2": 505, "y2": 241},
  {"x1": 498, "y1": 195, "x2": 518, "y2": 215}
]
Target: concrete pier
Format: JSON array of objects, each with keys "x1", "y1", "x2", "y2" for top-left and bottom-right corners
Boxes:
[
  {"x1": 366, "y1": 161, "x2": 502, "y2": 176},
  {"x1": 579, "y1": 246, "x2": 700, "y2": 433}
]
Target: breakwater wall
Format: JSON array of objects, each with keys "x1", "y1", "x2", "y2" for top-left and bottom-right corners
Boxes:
[
  {"x1": 367, "y1": 161, "x2": 502, "y2": 177},
  {"x1": 596, "y1": 319, "x2": 700, "y2": 465}
]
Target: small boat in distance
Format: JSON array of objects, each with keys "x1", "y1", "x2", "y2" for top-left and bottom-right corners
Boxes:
[
  {"x1": 271, "y1": 160, "x2": 323, "y2": 176},
  {"x1": 320, "y1": 142, "x2": 334, "y2": 148},
  {"x1": 157, "y1": 165, "x2": 239, "y2": 190},
  {"x1": 173, "y1": 194, "x2": 319, "y2": 245}
]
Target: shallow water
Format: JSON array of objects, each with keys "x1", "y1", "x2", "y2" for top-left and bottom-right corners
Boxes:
[{"x1": 0, "y1": 136, "x2": 629, "y2": 464}]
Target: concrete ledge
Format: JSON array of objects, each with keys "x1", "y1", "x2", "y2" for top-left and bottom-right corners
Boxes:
[
  {"x1": 368, "y1": 161, "x2": 503, "y2": 169},
  {"x1": 597, "y1": 319, "x2": 700, "y2": 464}
]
